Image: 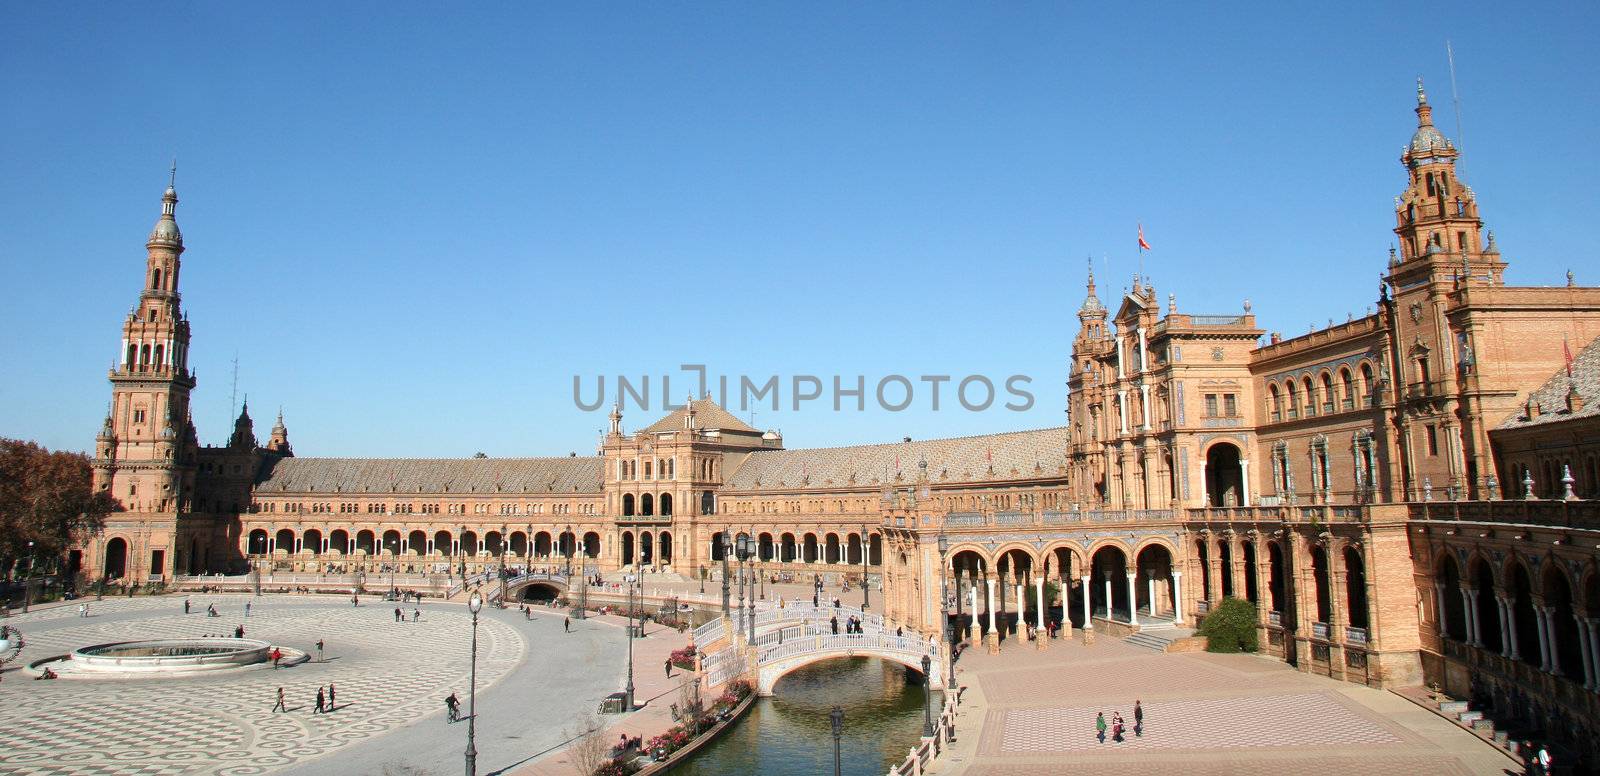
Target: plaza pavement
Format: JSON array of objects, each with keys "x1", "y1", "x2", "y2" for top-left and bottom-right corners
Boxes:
[
  {"x1": 930, "y1": 632, "x2": 1521, "y2": 776},
  {"x1": 0, "y1": 594, "x2": 634, "y2": 776}
]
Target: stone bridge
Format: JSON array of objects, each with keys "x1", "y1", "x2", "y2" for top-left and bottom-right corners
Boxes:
[
  {"x1": 481, "y1": 572, "x2": 570, "y2": 601},
  {"x1": 696, "y1": 604, "x2": 944, "y2": 695}
]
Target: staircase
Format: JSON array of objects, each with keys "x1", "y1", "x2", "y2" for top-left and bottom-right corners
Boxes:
[
  {"x1": 1121, "y1": 613, "x2": 1193, "y2": 652},
  {"x1": 1400, "y1": 689, "x2": 1531, "y2": 764}
]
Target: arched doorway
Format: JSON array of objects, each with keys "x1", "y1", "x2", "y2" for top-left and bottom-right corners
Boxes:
[
  {"x1": 622, "y1": 531, "x2": 635, "y2": 566},
  {"x1": 583, "y1": 531, "x2": 601, "y2": 559},
  {"x1": 275, "y1": 528, "x2": 295, "y2": 555},
  {"x1": 658, "y1": 531, "x2": 672, "y2": 565},
  {"x1": 1468, "y1": 557, "x2": 1498, "y2": 653},
  {"x1": 104, "y1": 537, "x2": 128, "y2": 579},
  {"x1": 1346, "y1": 546, "x2": 1371, "y2": 632},
  {"x1": 1135, "y1": 543, "x2": 1175, "y2": 620},
  {"x1": 951, "y1": 549, "x2": 989, "y2": 637},
  {"x1": 1090, "y1": 544, "x2": 1131, "y2": 623},
  {"x1": 1048, "y1": 546, "x2": 1083, "y2": 629},
  {"x1": 1438, "y1": 555, "x2": 1466, "y2": 641},
  {"x1": 247, "y1": 529, "x2": 268, "y2": 555},
  {"x1": 1206, "y1": 442, "x2": 1244, "y2": 507},
  {"x1": 1543, "y1": 566, "x2": 1581, "y2": 679},
  {"x1": 640, "y1": 531, "x2": 654, "y2": 566},
  {"x1": 1507, "y1": 562, "x2": 1537, "y2": 666}
]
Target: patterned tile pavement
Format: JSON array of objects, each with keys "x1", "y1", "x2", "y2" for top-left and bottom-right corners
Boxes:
[
  {"x1": 0, "y1": 596, "x2": 525, "y2": 776},
  {"x1": 931, "y1": 634, "x2": 1520, "y2": 776}
]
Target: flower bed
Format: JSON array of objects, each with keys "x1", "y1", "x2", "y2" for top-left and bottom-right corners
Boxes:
[
  {"x1": 668, "y1": 646, "x2": 697, "y2": 671},
  {"x1": 592, "y1": 679, "x2": 754, "y2": 776}
]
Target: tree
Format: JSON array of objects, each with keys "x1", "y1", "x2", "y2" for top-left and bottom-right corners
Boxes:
[
  {"x1": 0, "y1": 439, "x2": 117, "y2": 579},
  {"x1": 564, "y1": 711, "x2": 612, "y2": 776},
  {"x1": 1198, "y1": 597, "x2": 1260, "y2": 653}
]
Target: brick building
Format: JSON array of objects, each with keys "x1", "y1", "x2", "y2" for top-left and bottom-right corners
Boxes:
[{"x1": 72, "y1": 80, "x2": 1598, "y2": 759}]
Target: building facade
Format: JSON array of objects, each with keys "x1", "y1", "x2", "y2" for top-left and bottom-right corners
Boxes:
[{"x1": 74, "y1": 80, "x2": 1599, "y2": 759}]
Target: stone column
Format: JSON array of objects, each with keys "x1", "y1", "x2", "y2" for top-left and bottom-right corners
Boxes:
[
  {"x1": 1503, "y1": 595, "x2": 1522, "y2": 660},
  {"x1": 1013, "y1": 579, "x2": 1023, "y2": 637},
  {"x1": 1059, "y1": 567, "x2": 1074, "y2": 639},
  {"x1": 1495, "y1": 597, "x2": 1512, "y2": 658},
  {"x1": 1198, "y1": 461, "x2": 1209, "y2": 507},
  {"x1": 1239, "y1": 458, "x2": 1252, "y2": 506},
  {"x1": 1543, "y1": 606, "x2": 1561, "y2": 674},
  {"x1": 1586, "y1": 618, "x2": 1600, "y2": 692},
  {"x1": 1101, "y1": 572, "x2": 1113, "y2": 623},
  {"x1": 986, "y1": 575, "x2": 999, "y2": 654},
  {"x1": 1171, "y1": 571, "x2": 1185, "y2": 626},
  {"x1": 1465, "y1": 588, "x2": 1483, "y2": 647},
  {"x1": 1125, "y1": 570, "x2": 1139, "y2": 626},
  {"x1": 1144, "y1": 569, "x2": 1157, "y2": 619},
  {"x1": 1576, "y1": 613, "x2": 1597, "y2": 691},
  {"x1": 1035, "y1": 575, "x2": 1047, "y2": 650},
  {"x1": 968, "y1": 574, "x2": 979, "y2": 644},
  {"x1": 1433, "y1": 583, "x2": 1448, "y2": 637},
  {"x1": 1534, "y1": 606, "x2": 1551, "y2": 672},
  {"x1": 1080, "y1": 574, "x2": 1093, "y2": 632},
  {"x1": 1206, "y1": 550, "x2": 1221, "y2": 608}
]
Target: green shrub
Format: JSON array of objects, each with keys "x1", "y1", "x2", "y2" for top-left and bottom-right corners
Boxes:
[{"x1": 1198, "y1": 597, "x2": 1259, "y2": 653}]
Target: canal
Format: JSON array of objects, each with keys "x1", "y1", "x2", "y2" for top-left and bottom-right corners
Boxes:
[{"x1": 671, "y1": 656, "x2": 941, "y2": 776}]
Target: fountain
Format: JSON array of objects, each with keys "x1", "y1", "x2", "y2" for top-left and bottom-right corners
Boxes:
[{"x1": 28, "y1": 637, "x2": 305, "y2": 678}]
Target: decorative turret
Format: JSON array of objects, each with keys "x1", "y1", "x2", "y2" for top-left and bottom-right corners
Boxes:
[
  {"x1": 230, "y1": 401, "x2": 256, "y2": 450},
  {"x1": 266, "y1": 409, "x2": 293, "y2": 456},
  {"x1": 1391, "y1": 78, "x2": 1499, "y2": 281}
]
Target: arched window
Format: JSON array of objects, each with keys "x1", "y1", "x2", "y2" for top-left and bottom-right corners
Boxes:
[
  {"x1": 640, "y1": 493, "x2": 654, "y2": 516},
  {"x1": 1268, "y1": 385, "x2": 1281, "y2": 421},
  {"x1": 140, "y1": 344, "x2": 151, "y2": 366},
  {"x1": 126, "y1": 343, "x2": 137, "y2": 367},
  {"x1": 1287, "y1": 381, "x2": 1299, "y2": 418},
  {"x1": 153, "y1": 344, "x2": 165, "y2": 367},
  {"x1": 622, "y1": 493, "x2": 635, "y2": 516},
  {"x1": 1302, "y1": 377, "x2": 1316, "y2": 416},
  {"x1": 152, "y1": 268, "x2": 162, "y2": 289},
  {"x1": 1359, "y1": 362, "x2": 1375, "y2": 406},
  {"x1": 659, "y1": 493, "x2": 673, "y2": 516},
  {"x1": 1320, "y1": 373, "x2": 1335, "y2": 414},
  {"x1": 1340, "y1": 368, "x2": 1355, "y2": 411}
]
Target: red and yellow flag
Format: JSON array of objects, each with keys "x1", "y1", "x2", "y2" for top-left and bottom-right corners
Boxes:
[{"x1": 1137, "y1": 223, "x2": 1152, "y2": 252}]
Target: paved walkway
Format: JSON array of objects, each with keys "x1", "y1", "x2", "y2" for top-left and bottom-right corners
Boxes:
[
  {"x1": 932, "y1": 634, "x2": 1520, "y2": 775},
  {"x1": 0, "y1": 595, "x2": 621, "y2": 776}
]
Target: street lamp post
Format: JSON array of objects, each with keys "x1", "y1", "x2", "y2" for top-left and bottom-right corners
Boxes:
[
  {"x1": 740, "y1": 536, "x2": 755, "y2": 644},
  {"x1": 921, "y1": 653, "x2": 934, "y2": 738},
  {"x1": 829, "y1": 706, "x2": 844, "y2": 776},
  {"x1": 938, "y1": 530, "x2": 953, "y2": 685},
  {"x1": 465, "y1": 592, "x2": 483, "y2": 776},
  {"x1": 498, "y1": 525, "x2": 508, "y2": 605},
  {"x1": 719, "y1": 531, "x2": 731, "y2": 620},
  {"x1": 734, "y1": 536, "x2": 748, "y2": 641},
  {"x1": 625, "y1": 574, "x2": 636, "y2": 711},
  {"x1": 860, "y1": 525, "x2": 870, "y2": 610},
  {"x1": 22, "y1": 541, "x2": 34, "y2": 613}
]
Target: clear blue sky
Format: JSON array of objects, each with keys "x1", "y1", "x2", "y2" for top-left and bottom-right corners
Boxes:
[{"x1": 3, "y1": 3, "x2": 1596, "y2": 458}]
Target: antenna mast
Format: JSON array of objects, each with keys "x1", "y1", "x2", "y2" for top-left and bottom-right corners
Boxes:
[
  {"x1": 229, "y1": 353, "x2": 239, "y2": 429},
  {"x1": 1447, "y1": 40, "x2": 1465, "y2": 177}
]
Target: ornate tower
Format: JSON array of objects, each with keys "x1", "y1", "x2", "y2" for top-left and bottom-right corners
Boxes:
[
  {"x1": 1384, "y1": 80, "x2": 1499, "y2": 498},
  {"x1": 90, "y1": 172, "x2": 200, "y2": 581},
  {"x1": 1068, "y1": 261, "x2": 1110, "y2": 506}
]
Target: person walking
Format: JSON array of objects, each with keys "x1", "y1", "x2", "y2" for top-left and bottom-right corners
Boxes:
[
  {"x1": 830, "y1": 615, "x2": 839, "y2": 634},
  {"x1": 245, "y1": 601, "x2": 252, "y2": 617},
  {"x1": 272, "y1": 687, "x2": 287, "y2": 713},
  {"x1": 271, "y1": 647, "x2": 282, "y2": 669},
  {"x1": 665, "y1": 657, "x2": 672, "y2": 678},
  {"x1": 184, "y1": 597, "x2": 191, "y2": 614},
  {"x1": 564, "y1": 616, "x2": 571, "y2": 633},
  {"x1": 351, "y1": 594, "x2": 359, "y2": 607},
  {"x1": 1112, "y1": 712, "x2": 1125, "y2": 743},
  {"x1": 328, "y1": 683, "x2": 336, "y2": 710},
  {"x1": 394, "y1": 607, "x2": 402, "y2": 623},
  {"x1": 316, "y1": 639, "x2": 325, "y2": 662},
  {"x1": 412, "y1": 608, "x2": 420, "y2": 622},
  {"x1": 1096, "y1": 712, "x2": 1107, "y2": 743},
  {"x1": 1133, "y1": 700, "x2": 1143, "y2": 737},
  {"x1": 235, "y1": 625, "x2": 245, "y2": 638},
  {"x1": 314, "y1": 686, "x2": 326, "y2": 714}
]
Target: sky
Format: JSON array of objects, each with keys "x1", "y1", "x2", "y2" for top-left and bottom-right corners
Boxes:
[{"x1": 3, "y1": 3, "x2": 1597, "y2": 458}]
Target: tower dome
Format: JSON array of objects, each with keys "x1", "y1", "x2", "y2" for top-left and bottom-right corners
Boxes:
[{"x1": 1407, "y1": 78, "x2": 1452, "y2": 155}]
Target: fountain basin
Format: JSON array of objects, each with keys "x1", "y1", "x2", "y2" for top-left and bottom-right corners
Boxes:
[{"x1": 27, "y1": 638, "x2": 305, "y2": 678}]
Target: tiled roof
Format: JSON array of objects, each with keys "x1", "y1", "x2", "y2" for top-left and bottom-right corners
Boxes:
[
  {"x1": 256, "y1": 456, "x2": 604, "y2": 495},
  {"x1": 722, "y1": 427, "x2": 1069, "y2": 490},
  {"x1": 642, "y1": 399, "x2": 760, "y2": 434},
  {"x1": 1497, "y1": 335, "x2": 1600, "y2": 430}
]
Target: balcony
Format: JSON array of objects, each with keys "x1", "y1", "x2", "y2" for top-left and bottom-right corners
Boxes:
[
  {"x1": 1345, "y1": 626, "x2": 1369, "y2": 645},
  {"x1": 1404, "y1": 379, "x2": 1449, "y2": 400},
  {"x1": 1312, "y1": 622, "x2": 1332, "y2": 640},
  {"x1": 1407, "y1": 500, "x2": 1600, "y2": 531}
]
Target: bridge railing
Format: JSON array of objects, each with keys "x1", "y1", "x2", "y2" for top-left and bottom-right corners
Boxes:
[
  {"x1": 693, "y1": 618, "x2": 726, "y2": 648},
  {"x1": 755, "y1": 633, "x2": 934, "y2": 667},
  {"x1": 888, "y1": 692, "x2": 959, "y2": 776},
  {"x1": 702, "y1": 644, "x2": 749, "y2": 687}
]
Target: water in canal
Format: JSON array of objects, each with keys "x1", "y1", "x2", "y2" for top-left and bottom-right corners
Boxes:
[{"x1": 671, "y1": 656, "x2": 941, "y2": 776}]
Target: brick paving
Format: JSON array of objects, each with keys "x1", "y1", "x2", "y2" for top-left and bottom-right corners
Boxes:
[{"x1": 930, "y1": 633, "x2": 1519, "y2": 775}]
